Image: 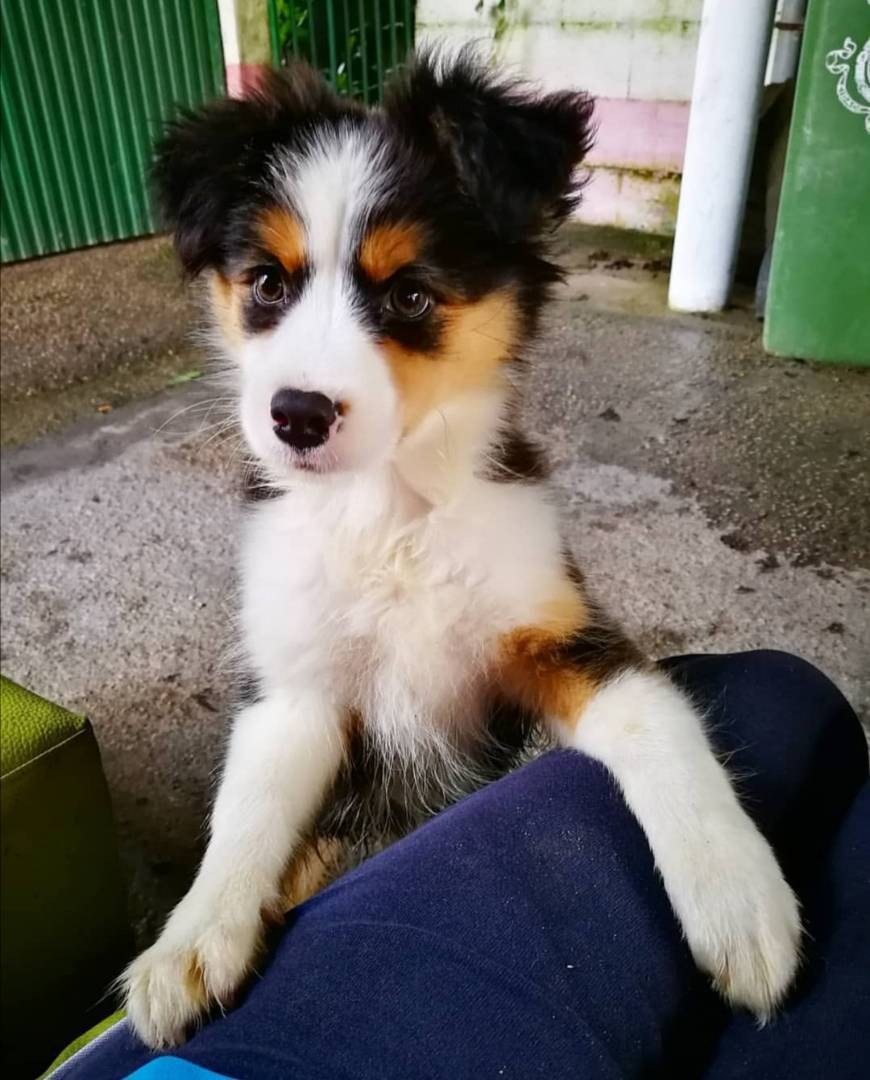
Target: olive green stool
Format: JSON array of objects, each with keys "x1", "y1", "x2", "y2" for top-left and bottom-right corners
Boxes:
[{"x1": 1, "y1": 677, "x2": 131, "y2": 1079}]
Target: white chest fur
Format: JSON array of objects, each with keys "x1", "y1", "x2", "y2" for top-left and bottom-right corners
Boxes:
[{"x1": 240, "y1": 468, "x2": 567, "y2": 755}]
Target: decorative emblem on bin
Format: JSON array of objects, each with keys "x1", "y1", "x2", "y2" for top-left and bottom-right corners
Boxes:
[{"x1": 825, "y1": 36, "x2": 870, "y2": 133}]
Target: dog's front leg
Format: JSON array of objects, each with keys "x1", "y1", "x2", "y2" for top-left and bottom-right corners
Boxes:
[
  {"x1": 123, "y1": 689, "x2": 344, "y2": 1048},
  {"x1": 501, "y1": 624, "x2": 801, "y2": 1019}
]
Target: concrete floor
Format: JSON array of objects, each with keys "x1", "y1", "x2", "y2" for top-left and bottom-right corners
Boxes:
[{"x1": 2, "y1": 229, "x2": 868, "y2": 943}]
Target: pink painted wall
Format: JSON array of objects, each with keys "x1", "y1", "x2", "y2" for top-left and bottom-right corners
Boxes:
[
  {"x1": 225, "y1": 62, "x2": 270, "y2": 99},
  {"x1": 588, "y1": 99, "x2": 689, "y2": 174},
  {"x1": 580, "y1": 98, "x2": 689, "y2": 232}
]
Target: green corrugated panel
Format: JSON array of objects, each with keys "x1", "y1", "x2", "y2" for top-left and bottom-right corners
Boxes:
[
  {"x1": 0, "y1": 0, "x2": 225, "y2": 263},
  {"x1": 269, "y1": 0, "x2": 415, "y2": 101}
]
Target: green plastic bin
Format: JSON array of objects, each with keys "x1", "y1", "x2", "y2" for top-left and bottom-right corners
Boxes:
[
  {"x1": 765, "y1": 0, "x2": 870, "y2": 364},
  {"x1": 0, "y1": 678, "x2": 131, "y2": 1078}
]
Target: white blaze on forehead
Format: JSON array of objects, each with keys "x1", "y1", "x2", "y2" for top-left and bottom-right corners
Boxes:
[
  {"x1": 271, "y1": 126, "x2": 388, "y2": 273},
  {"x1": 245, "y1": 126, "x2": 401, "y2": 478}
]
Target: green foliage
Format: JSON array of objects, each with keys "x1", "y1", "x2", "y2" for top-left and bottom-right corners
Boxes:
[
  {"x1": 168, "y1": 369, "x2": 203, "y2": 385},
  {"x1": 271, "y1": 1, "x2": 415, "y2": 103}
]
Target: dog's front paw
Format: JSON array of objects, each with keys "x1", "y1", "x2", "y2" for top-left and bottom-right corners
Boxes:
[
  {"x1": 122, "y1": 897, "x2": 263, "y2": 1049},
  {"x1": 676, "y1": 820, "x2": 801, "y2": 1020}
]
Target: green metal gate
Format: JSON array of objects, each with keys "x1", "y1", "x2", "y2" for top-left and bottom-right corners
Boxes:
[
  {"x1": 268, "y1": 0, "x2": 414, "y2": 103},
  {"x1": 1, "y1": 0, "x2": 225, "y2": 263}
]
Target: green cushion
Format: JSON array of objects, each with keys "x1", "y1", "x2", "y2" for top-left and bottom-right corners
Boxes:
[
  {"x1": 0, "y1": 679, "x2": 88, "y2": 774},
  {"x1": 1, "y1": 677, "x2": 132, "y2": 1078}
]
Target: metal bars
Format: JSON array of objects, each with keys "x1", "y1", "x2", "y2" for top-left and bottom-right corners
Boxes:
[
  {"x1": 1, "y1": 0, "x2": 225, "y2": 263},
  {"x1": 268, "y1": 0, "x2": 414, "y2": 101}
]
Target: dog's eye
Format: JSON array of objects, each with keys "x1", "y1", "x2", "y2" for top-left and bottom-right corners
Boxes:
[
  {"x1": 386, "y1": 282, "x2": 432, "y2": 321},
  {"x1": 252, "y1": 268, "x2": 286, "y2": 306}
]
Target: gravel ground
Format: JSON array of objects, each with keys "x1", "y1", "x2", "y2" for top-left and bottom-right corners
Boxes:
[{"x1": 1, "y1": 232, "x2": 868, "y2": 942}]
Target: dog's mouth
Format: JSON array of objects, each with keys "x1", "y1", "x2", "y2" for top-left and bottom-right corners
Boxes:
[{"x1": 284, "y1": 444, "x2": 339, "y2": 475}]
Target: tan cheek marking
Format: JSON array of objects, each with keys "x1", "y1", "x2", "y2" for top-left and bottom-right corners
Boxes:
[
  {"x1": 257, "y1": 206, "x2": 306, "y2": 275},
  {"x1": 383, "y1": 290, "x2": 521, "y2": 432},
  {"x1": 208, "y1": 272, "x2": 245, "y2": 348},
  {"x1": 359, "y1": 223, "x2": 421, "y2": 282},
  {"x1": 498, "y1": 585, "x2": 598, "y2": 728}
]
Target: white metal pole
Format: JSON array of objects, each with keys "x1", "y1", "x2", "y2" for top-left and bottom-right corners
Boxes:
[
  {"x1": 217, "y1": 0, "x2": 243, "y2": 97},
  {"x1": 668, "y1": 0, "x2": 777, "y2": 312},
  {"x1": 766, "y1": 0, "x2": 808, "y2": 87}
]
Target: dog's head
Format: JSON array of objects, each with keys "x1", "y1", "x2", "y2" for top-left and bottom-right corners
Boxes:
[{"x1": 155, "y1": 50, "x2": 593, "y2": 482}]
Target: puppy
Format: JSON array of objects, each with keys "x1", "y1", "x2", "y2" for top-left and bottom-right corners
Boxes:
[{"x1": 124, "y1": 51, "x2": 800, "y2": 1048}]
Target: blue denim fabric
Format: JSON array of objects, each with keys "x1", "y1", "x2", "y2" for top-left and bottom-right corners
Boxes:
[{"x1": 59, "y1": 652, "x2": 869, "y2": 1079}]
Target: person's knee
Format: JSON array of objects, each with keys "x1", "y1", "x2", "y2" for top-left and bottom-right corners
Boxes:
[
  {"x1": 718, "y1": 649, "x2": 865, "y2": 777},
  {"x1": 736, "y1": 649, "x2": 855, "y2": 720},
  {"x1": 481, "y1": 748, "x2": 624, "y2": 828},
  {"x1": 738, "y1": 648, "x2": 832, "y2": 686}
]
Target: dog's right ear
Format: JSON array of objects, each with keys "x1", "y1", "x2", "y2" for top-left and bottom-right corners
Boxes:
[{"x1": 152, "y1": 64, "x2": 346, "y2": 275}]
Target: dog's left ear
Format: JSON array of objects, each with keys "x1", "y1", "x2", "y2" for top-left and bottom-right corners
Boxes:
[{"x1": 385, "y1": 49, "x2": 595, "y2": 240}]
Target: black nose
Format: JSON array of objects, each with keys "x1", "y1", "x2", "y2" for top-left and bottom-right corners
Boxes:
[{"x1": 270, "y1": 389, "x2": 337, "y2": 450}]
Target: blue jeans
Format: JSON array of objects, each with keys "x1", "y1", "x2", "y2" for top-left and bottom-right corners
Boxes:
[{"x1": 60, "y1": 652, "x2": 869, "y2": 1079}]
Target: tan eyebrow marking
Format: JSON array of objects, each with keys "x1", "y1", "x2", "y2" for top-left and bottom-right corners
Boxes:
[
  {"x1": 359, "y1": 222, "x2": 422, "y2": 283},
  {"x1": 256, "y1": 207, "x2": 306, "y2": 275}
]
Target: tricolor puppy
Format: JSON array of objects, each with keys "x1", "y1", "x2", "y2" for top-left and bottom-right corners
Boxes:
[{"x1": 124, "y1": 52, "x2": 800, "y2": 1048}]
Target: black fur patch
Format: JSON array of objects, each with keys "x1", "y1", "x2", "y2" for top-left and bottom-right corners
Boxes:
[
  {"x1": 241, "y1": 464, "x2": 280, "y2": 501},
  {"x1": 152, "y1": 64, "x2": 360, "y2": 274},
  {"x1": 562, "y1": 548, "x2": 587, "y2": 590},
  {"x1": 554, "y1": 604, "x2": 644, "y2": 685},
  {"x1": 484, "y1": 427, "x2": 550, "y2": 484},
  {"x1": 315, "y1": 696, "x2": 539, "y2": 851},
  {"x1": 351, "y1": 260, "x2": 447, "y2": 353},
  {"x1": 384, "y1": 46, "x2": 595, "y2": 242},
  {"x1": 235, "y1": 670, "x2": 263, "y2": 706},
  {"x1": 242, "y1": 264, "x2": 311, "y2": 335}
]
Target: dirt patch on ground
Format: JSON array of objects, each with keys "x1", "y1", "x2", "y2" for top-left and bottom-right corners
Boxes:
[{"x1": 1, "y1": 235, "x2": 205, "y2": 445}]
